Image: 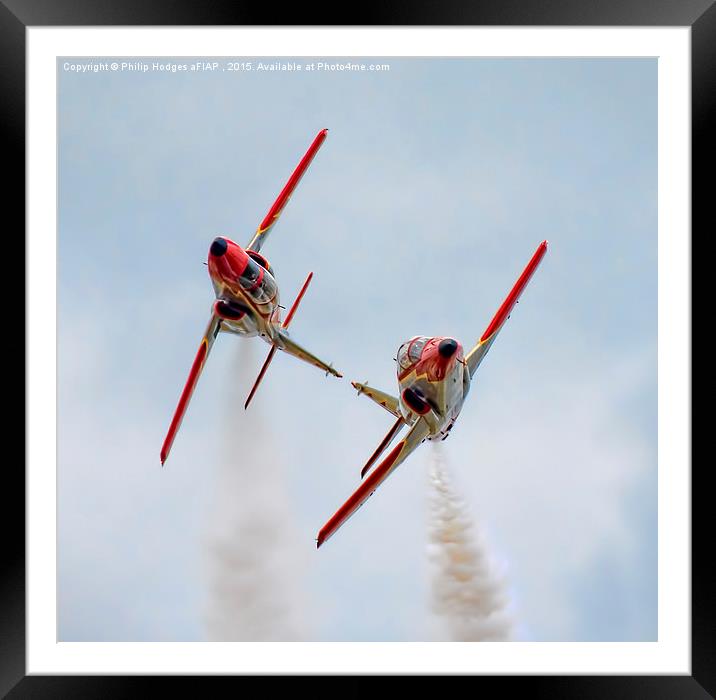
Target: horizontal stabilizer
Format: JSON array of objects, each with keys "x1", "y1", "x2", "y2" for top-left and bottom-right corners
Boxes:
[
  {"x1": 351, "y1": 381, "x2": 401, "y2": 418},
  {"x1": 275, "y1": 328, "x2": 342, "y2": 378}
]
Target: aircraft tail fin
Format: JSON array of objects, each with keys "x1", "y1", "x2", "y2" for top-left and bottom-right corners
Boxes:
[
  {"x1": 244, "y1": 271, "x2": 339, "y2": 409},
  {"x1": 244, "y1": 345, "x2": 278, "y2": 410},
  {"x1": 281, "y1": 271, "x2": 313, "y2": 329},
  {"x1": 360, "y1": 416, "x2": 406, "y2": 479}
]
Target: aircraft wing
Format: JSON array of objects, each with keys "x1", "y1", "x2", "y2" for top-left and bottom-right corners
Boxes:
[
  {"x1": 465, "y1": 240, "x2": 548, "y2": 378},
  {"x1": 274, "y1": 328, "x2": 342, "y2": 378},
  {"x1": 316, "y1": 417, "x2": 431, "y2": 547},
  {"x1": 245, "y1": 129, "x2": 328, "y2": 254},
  {"x1": 160, "y1": 312, "x2": 221, "y2": 465}
]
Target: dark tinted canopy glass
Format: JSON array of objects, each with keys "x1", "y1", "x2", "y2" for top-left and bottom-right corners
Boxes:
[{"x1": 240, "y1": 258, "x2": 261, "y2": 287}]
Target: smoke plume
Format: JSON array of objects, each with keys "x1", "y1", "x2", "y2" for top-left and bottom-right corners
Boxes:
[
  {"x1": 203, "y1": 342, "x2": 309, "y2": 641},
  {"x1": 426, "y1": 443, "x2": 513, "y2": 641}
]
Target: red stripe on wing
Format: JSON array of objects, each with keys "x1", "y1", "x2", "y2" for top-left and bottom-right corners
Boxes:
[
  {"x1": 160, "y1": 339, "x2": 208, "y2": 465},
  {"x1": 480, "y1": 240, "x2": 548, "y2": 343},
  {"x1": 317, "y1": 440, "x2": 405, "y2": 548},
  {"x1": 257, "y1": 129, "x2": 328, "y2": 234}
]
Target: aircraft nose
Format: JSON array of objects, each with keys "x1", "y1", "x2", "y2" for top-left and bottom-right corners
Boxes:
[
  {"x1": 210, "y1": 237, "x2": 227, "y2": 257},
  {"x1": 438, "y1": 338, "x2": 458, "y2": 358}
]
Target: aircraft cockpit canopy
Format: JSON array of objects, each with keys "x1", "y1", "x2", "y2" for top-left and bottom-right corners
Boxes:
[
  {"x1": 239, "y1": 256, "x2": 277, "y2": 305},
  {"x1": 239, "y1": 257, "x2": 262, "y2": 288},
  {"x1": 397, "y1": 336, "x2": 429, "y2": 371}
]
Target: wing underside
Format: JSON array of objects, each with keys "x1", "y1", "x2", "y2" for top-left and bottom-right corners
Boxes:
[
  {"x1": 316, "y1": 417, "x2": 430, "y2": 547},
  {"x1": 465, "y1": 240, "x2": 548, "y2": 377},
  {"x1": 160, "y1": 313, "x2": 221, "y2": 465},
  {"x1": 245, "y1": 129, "x2": 328, "y2": 253}
]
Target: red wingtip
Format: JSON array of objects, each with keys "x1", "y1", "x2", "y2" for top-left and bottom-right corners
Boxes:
[
  {"x1": 317, "y1": 441, "x2": 405, "y2": 548},
  {"x1": 257, "y1": 132, "x2": 329, "y2": 233},
  {"x1": 479, "y1": 240, "x2": 549, "y2": 343},
  {"x1": 160, "y1": 338, "x2": 210, "y2": 467}
]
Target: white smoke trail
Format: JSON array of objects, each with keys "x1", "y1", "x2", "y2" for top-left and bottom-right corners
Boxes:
[
  {"x1": 426, "y1": 443, "x2": 513, "y2": 641},
  {"x1": 203, "y1": 342, "x2": 309, "y2": 641}
]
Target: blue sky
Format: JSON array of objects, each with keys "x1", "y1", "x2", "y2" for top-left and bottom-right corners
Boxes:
[{"x1": 57, "y1": 57, "x2": 657, "y2": 642}]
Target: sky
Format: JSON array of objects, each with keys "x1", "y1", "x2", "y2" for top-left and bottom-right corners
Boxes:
[{"x1": 57, "y1": 56, "x2": 657, "y2": 642}]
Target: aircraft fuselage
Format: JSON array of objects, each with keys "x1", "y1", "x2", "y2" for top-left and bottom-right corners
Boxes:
[
  {"x1": 396, "y1": 335, "x2": 471, "y2": 440},
  {"x1": 206, "y1": 236, "x2": 281, "y2": 341}
]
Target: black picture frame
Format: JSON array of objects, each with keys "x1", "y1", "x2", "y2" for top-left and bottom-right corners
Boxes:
[{"x1": 7, "y1": 0, "x2": 707, "y2": 695}]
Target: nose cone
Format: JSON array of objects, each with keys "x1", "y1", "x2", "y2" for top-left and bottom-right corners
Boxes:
[
  {"x1": 438, "y1": 338, "x2": 458, "y2": 358},
  {"x1": 207, "y1": 236, "x2": 250, "y2": 288},
  {"x1": 210, "y1": 237, "x2": 227, "y2": 257}
]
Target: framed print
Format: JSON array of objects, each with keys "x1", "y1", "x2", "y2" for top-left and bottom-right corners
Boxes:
[{"x1": 8, "y1": 0, "x2": 707, "y2": 694}]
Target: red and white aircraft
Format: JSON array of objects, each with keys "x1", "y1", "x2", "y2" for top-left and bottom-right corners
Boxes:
[
  {"x1": 316, "y1": 240, "x2": 548, "y2": 547},
  {"x1": 161, "y1": 129, "x2": 341, "y2": 465}
]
